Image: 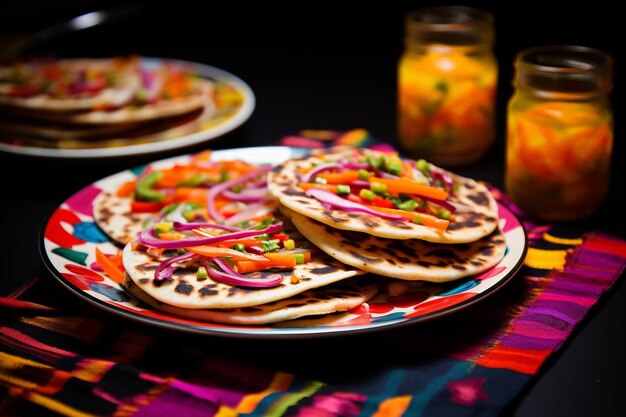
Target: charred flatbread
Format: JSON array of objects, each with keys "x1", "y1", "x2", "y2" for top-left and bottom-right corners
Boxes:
[
  {"x1": 281, "y1": 205, "x2": 506, "y2": 282},
  {"x1": 267, "y1": 146, "x2": 499, "y2": 244},
  {"x1": 123, "y1": 273, "x2": 377, "y2": 325},
  {"x1": 122, "y1": 242, "x2": 365, "y2": 309}
]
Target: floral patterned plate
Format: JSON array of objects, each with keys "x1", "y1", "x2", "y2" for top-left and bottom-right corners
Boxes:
[{"x1": 40, "y1": 146, "x2": 528, "y2": 339}]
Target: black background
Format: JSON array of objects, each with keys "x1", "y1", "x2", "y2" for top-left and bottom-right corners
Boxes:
[{"x1": 0, "y1": 2, "x2": 624, "y2": 416}]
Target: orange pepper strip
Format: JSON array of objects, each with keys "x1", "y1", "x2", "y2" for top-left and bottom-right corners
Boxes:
[
  {"x1": 208, "y1": 238, "x2": 266, "y2": 248},
  {"x1": 235, "y1": 252, "x2": 311, "y2": 273},
  {"x1": 157, "y1": 232, "x2": 187, "y2": 240},
  {"x1": 235, "y1": 261, "x2": 280, "y2": 274},
  {"x1": 116, "y1": 179, "x2": 137, "y2": 197},
  {"x1": 298, "y1": 183, "x2": 341, "y2": 193},
  {"x1": 316, "y1": 170, "x2": 360, "y2": 184},
  {"x1": 367, "y1": 177, "x2": 449, "y2": 200},
  {"x1": 368, "y1": 206, "x2": 449, "y2": 231},
  {"x1": 190, "y1": 150, "x2": 213, "y2": 163},
  {"x1": 173, "y1": 187, "x2": 209, "y2": 204},
  {"x1": 185, "y1": 246, "x2": 269, "y2": 262},
  {"x1": 95, "y1": 247, "x2": 125, "y2": 283}
]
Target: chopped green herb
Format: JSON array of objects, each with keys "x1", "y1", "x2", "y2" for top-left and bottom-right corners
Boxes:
[
  {"x1": 416, "y1": 159, "x2": 430, "y2": 176},
  {"x1": 370, "y1": 182, "x2": 387, "y2": 195},
  {"x1": 359, "y1": 189, "x2": 376, "y2": 201},
  {"x1": 196, "y1": 266, "x2": 208, "y2": 280},
  {"x1": 397, "y1": 199, "x2": 418, "y2": 211},
  {"x1": 262, "y1": 240, "x2": 281, "y2": 252},
  {"x1": 358, "y1": 169, "x2": 372, "y2": 180},
  {"x1": 337, "y1": 184, "x2": 351, "y2": 196},
  {"x1": 231, "y1": 243, "x2": 246, "y2": 252}
]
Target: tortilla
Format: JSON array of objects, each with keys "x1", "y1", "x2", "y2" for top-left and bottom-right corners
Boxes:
[
  {"x1": 123, "y1": 273, "x2": 377, "y2": 325},
  {"x1": 0, "y1": 57, "x2": 140, "y2": 111},
  {"x1": 92, "y1": 188, "x2": 150, "y2": 245},
  {"x1": 56, "y1": 78, "x2": 214, "y2": 125},
  {"x1": 122, "y1": 242, "x2": 365, "y2": 309},
  {"x1": 281, "y1": 205, "x2": 506, "y2": 282},
  {"x1": 267, "y1": 146, "x2": 499, "y2": 244}
]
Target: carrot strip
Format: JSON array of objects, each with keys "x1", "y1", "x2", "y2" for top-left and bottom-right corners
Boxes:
[
  {"x1": 157, "y1": 231, "x2": 187, "y2": 240},
  {"x1": 116, "y1": 179, "x2": 137, "y2": 197},
  {"x1": 367, "y1": 177, "x2": 448, "y2": 200},
  {"x1": 235, "y1": 261, "x2": 283, "y2": 274},
  {"x1": 262, "y1": 252, "x2": 298, "y2": 267},
  {"x1": 316, "y1": 170, "x2": 360, "y2": 184},
  {"x1": 369, "y1": 206, "x2": 449, "y2": 231},
  {"x1": 298, "y1": 183, "x2": 341, "y2": 193},
  {"x1": 95, "y1": 247, "x2": 124, "y2": 283},
  {"x1": 185, "y1": 246, "x2": 269, "y2": 261}
]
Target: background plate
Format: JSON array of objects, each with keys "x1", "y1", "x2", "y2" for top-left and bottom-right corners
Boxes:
[
  {"x1": 40, "y1": 146, "x2": 528, "y2": 339},
  {"x1": 0, "y1": 57, "x2": 255, "y2": 158}
]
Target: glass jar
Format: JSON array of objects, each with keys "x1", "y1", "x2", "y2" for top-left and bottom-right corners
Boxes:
[
  {"x1": 397, "y1": 6, "x2": 497, "y2": 166},
  {"x1": 506, "y1": 45, "x2": 614, "y2": 222}
]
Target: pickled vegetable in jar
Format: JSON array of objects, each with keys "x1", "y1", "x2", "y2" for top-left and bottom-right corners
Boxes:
[
  {"x1": 398, "y1": 6, "x2": 497, "y2": 166},
  {"x1": 505, "y1": 45, "x2": 614, "y2": 221}
]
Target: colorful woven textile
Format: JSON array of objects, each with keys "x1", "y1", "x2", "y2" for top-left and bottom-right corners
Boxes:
[{"x1": 1, "y1": 130, "x2": 625, "y2": 416}]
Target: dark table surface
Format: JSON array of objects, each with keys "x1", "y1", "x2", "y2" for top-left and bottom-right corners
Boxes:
[{"x1": 1, "y1": 2, "x2": 624, "y2": 416}]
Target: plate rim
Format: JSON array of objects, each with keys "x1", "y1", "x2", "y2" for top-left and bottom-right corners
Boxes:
[
  {"x1": 0, "y1": 57, "x2": 255, "y2": 159},
  {"x1": 39, "y1": 146, "x2": 529, "y2": 339}
]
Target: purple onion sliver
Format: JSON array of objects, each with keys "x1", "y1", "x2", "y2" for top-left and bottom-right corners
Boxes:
[
  {"x1": 154, "y1": 251, "x2": 196, "y2": 281},
  {"x1": 340, "y1": 161, "x2": 370, "y2": 170},
  {"x1": 173, "y1": 221, "x2": 241, "y2": 232},
  {"x1": 348, "y1": 180, "x2": 370, "y2": 188},
  {"x1": 222, "y1": 188, "x2": 270, "y2": 202},
  {"x1": 247, "y1": 246, "x2": 265, "y2": 255},
  {"x1": 421, "y1": 195, "x2": 457, "y2": 213},
  {"x1": 300, "y1": 162, "x2": 342, "y2": 183},
  {"x1": 213, "y1": 257, "x2": 242, "y2": 276},
  {"x1": 375, "y1": 170, "x2": 400, "y2": 179},
  {"x1": 207, "y1": 165, "x2": 273, "y2": 222},
  {"x1": 202, "y1": 259, "x2": 283, "y2": 288},
  {"x1": 305, "y1": 188, "x2": 405, "y2": 221},
  {"x1": 140, "y1": 222, "x2": 283, "y2": 249}
]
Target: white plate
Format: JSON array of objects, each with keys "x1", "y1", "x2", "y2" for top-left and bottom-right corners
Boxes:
[
  {"x1": 40, "y1": 146, "x2": 528, "y2": 338},
  {"x1": 0, "y1": 57, "x2": 255, "y2": 158}
]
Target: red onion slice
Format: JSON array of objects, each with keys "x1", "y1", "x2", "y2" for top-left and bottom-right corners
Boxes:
[
  {"x1": 304, "y1": 188, "x2": 405, "y2": 221},
  {"x1": 224, "y1": 202, "x2": 276, "y2": 226},
  {"x1": 222, "y1": 187, "x2": 272, "y2": 202},
  {"x1": 173, "y1": 221, "x2": 241, "y2": 232},
  {"x1": 300, "y1": 162, "x2": 342, "y2": 183},
  {"x1": 207, "y1": 165, "x2": 273, "y2": 223},
  {"x1": 140, "y1": 222, "x2": 283, "y2": 249},
  {"x1": 421, "y1": 195, "x2": 458, "y2": 213},
  {"x1": 154, "y1": 251, "x2": 196, "y2": 281},
  {"x1": 203, "y1": 258, "x2": 283, "y2": 288}
]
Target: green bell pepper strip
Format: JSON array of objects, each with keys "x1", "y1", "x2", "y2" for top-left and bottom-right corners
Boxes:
[{"x1": 136, "y1": 171, "x2": 166, "y2": 202}]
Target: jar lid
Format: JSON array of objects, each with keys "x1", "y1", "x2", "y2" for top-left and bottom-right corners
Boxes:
[
  {"x1": 515, "y1": 45, "x2": 613, "y2": 98},
  {"x1": 405, "y1": 6, "x2": 494, "y2": 47}
]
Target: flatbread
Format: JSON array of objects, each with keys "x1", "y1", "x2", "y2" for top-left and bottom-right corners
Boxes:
[
  {"x1": 267, "y1": 146, "x2": 499, "y2": 244},
  {"x1": 92, "y1": 188, "x2": 150, "y2": 245},
  {"x1": 122, "y1": 242, "x2": 365, "y2": 309},
  {"x1": 0, "y1": 57, "x2": 140, "y2": 111},
  {"x1": 123, "y1": 273, "x2": 377, "y2": 325},
  {"x1": 281, "y1": 205, "x2": 506, "y2": 282},
  {"x1": 58, "y1": 78, "x2": 214, "y2": 125}
]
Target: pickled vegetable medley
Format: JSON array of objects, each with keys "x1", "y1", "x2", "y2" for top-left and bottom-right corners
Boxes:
[
  {"x1": 506, "y1": 99, "x2": 613, "y2": 220},
  {"x1": 398, "y1": 49, "x2": 496, "y2": 164}
]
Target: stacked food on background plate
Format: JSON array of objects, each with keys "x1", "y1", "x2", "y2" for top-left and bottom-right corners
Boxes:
[
  {"x1": 0, "y1": 55, "x2": 216, "y2": 147},
  {"x1": 92, "y1": 146, "x2": 506, "y2": 326}
]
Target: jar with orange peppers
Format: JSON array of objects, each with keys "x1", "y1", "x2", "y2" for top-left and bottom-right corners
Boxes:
[
  {"x1": 397, "y1": 6, "x2": 497, "y2": 166},
  {"x1": 505, "y1": 45, "x2": 614, "y2": 221}
]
